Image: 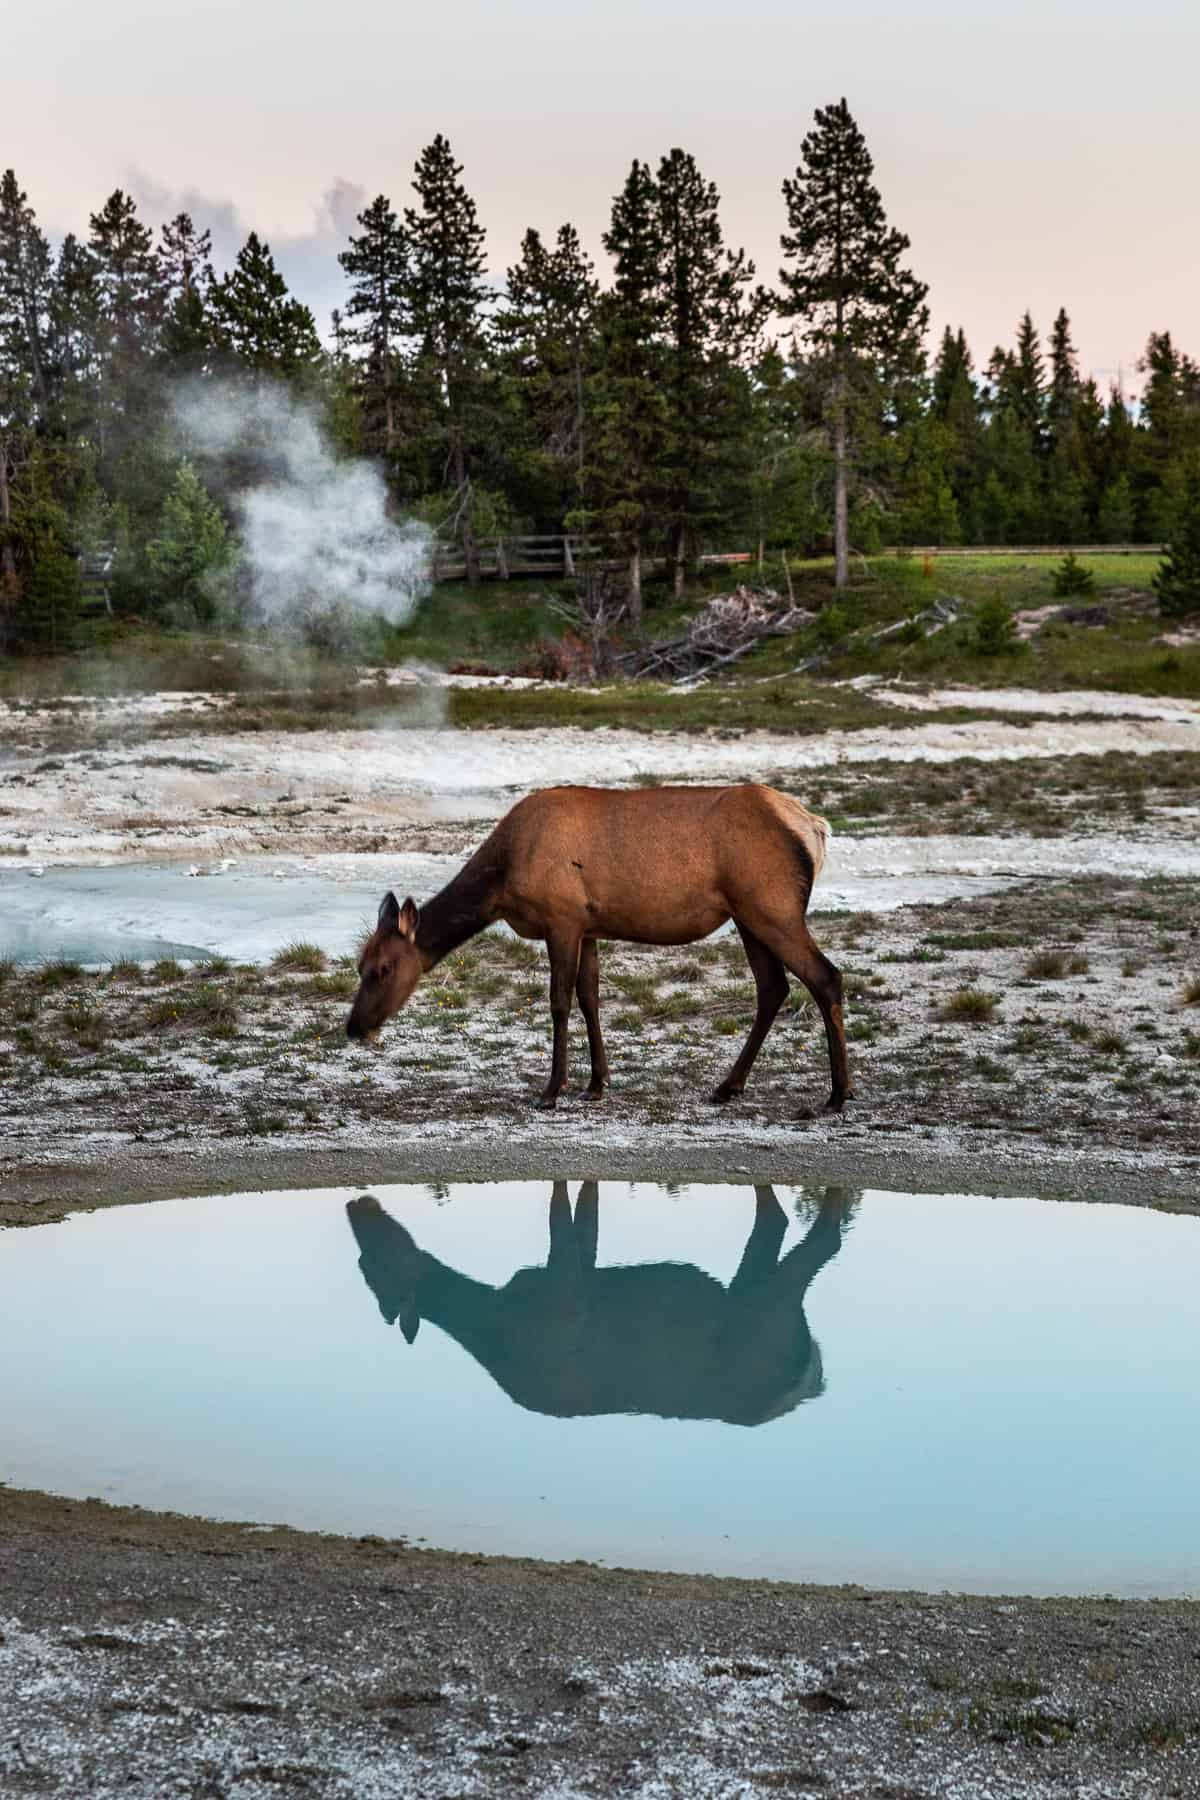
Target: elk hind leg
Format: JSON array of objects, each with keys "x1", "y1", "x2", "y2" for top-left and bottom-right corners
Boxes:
[
  {"x1": 575, "y1": 939, "x2": 609, "y2": 1100},
  {"x1": 779, "y1": 927, "x2": 852, "y2": 1112},
  {"x1": 711, "y1": 924, "x2": 789, "y2": 1103}
]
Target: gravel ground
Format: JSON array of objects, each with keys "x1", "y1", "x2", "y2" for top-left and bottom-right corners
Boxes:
[
  {"x1": 3, "y1": 700, "x2": 1197, "y2": 1797},
  {"x1": 2, "y1": 874, "x2": 1197, "y2": 1222},
  {"x1": 3, "y1": 1489, "x2": 1199, "y2": 1800}
]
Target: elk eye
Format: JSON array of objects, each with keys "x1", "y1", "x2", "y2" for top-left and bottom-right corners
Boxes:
[{"x1": 378, "y1": 963, "x2": 391, "y2": 979}]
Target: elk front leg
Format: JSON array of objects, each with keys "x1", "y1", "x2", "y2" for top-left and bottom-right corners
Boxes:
[{"x1": 538, "y1": 933, "x2": 582, "y2": 1109}]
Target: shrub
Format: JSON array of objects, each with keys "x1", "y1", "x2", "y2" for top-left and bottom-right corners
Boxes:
[
  {"x1": 1154, "y1": 459, "x2": 1200, "y2": 619},
  {"x1": 1052, "y1": 553, "x2": 1097, "y2": 598},
  {"x1": 939, "y1": 988, "x2": 999, "y2": 1023},
  {"x1": 972, "y1": 593, "x2": 1019, "y2": 656}
]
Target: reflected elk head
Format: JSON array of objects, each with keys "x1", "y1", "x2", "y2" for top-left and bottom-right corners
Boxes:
[{"x1": 346, "y1": 891, "x2": 423, "y2": 1041}]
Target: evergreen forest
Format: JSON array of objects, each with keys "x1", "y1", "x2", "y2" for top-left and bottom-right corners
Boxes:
[{"x1": 3, "y1": 100, "x2": 1199, "y2": 654}]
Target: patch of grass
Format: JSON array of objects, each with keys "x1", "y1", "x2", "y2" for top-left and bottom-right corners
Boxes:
[
  {"x1": 1065, "y1": 1018, "x2": 1092, "y2": 1041},
  {"x1": 928, "y1": 930, "x2": 1022, "y2": 951},
  {"x1": 36, "y1": 958, "x2": 83, "y2": 989},
  {"x1": 151, "y1": 957, "x2": 184, "y2": 982},
  {"x1": 0, "y1": 955, "x2": 15, "y2": 987},
  {"x1": 272, "y1": 940, "x2": 329, "y2": 974},
  {"x1": 939, "y1": 988, "x2": 1000, "y2": 1023},
  {"x1": 1095, "y1": 1029, "x2": 1127, "y2": 1056},
  {"x1": 990, "y1": 1674, "x2": 1044, "y2": 1702},
  {"x1": 1025, "y1": 950, "x2": 1068, "y2": 980},
  {"x1": 108, "y1": 958, "x2": 142, "y2": 981},
  {"x1": 62, "y1": 1004, "x2": 108, "y2": 1049},
  {"x1": 1181, "y1": 975, "x2": 1200, "y2": 1006},
  {"x1": 197, "y1": 953, "x2": 233, "y2": 975},
  {"x1": 146, "y1": 984, "x2": 239, "y2": 1033},
  {"x1": 610, "y1": 971, "x2": 661, "y2": 1006},
  {"x1": 989, "y1": 1707, "x2": 1077, "y2": 1747},
  {"x1": 923, "y1": 1665, "x2": 967, "y2": 1695},
  {"x1": 305, "y1": 969, "x2": 357, "y2": 999},
  {"x1": 1122, "y1": 1712, "x2": 1200, "y2": 1751},
  {"x1": 492, "y1": 935, "x2": 540, "y2": 970}
]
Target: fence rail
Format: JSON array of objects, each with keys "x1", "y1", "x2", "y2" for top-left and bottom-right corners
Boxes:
[{"x1": 430, "y1": 536, "x2": 1165, "y2": 583}]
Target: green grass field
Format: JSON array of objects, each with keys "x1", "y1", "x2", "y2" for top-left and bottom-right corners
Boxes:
[{"x1": 3, "y1": 553, "x2": 1197, "y2": 734}]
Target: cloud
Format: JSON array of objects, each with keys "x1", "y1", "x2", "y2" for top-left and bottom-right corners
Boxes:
[{"x1": 126, "y1": 170, "x2": 367, "y2": 336}]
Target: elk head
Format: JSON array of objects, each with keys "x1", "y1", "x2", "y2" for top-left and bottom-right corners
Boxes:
[{"x1": 346, "y1": 891, "x2": 423, "y2": 1041}]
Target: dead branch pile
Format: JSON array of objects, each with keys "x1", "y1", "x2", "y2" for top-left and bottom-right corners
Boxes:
[{"x1": 618, "y1": 586, "x2": 815, "y2": 683}]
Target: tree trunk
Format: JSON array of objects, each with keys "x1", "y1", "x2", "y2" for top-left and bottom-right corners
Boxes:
[
  {"x1": 671, "y1": 525, "x2": 686, "y2": 601},
  {"x1": 627, "y1": 542, "x2": 643, "y2": 626},
  {"x1": 0, "y1": 442, "x2": 16, "y2": 585},
  {"x1": 833, "y1": 392, "x2": 849, "y2": 590},
  {"x1": 451, "y1": 434, "x2": 481, "y2": 585}
]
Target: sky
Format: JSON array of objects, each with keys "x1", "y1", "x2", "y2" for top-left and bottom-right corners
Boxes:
[{"x1": 12, "y1": 0, "x2": 1197, "y2": 391}]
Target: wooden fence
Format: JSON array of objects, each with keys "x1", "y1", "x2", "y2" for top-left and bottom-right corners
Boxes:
[{"x1": 430, "y1": 536, "x2": 1163, "y2": 583}]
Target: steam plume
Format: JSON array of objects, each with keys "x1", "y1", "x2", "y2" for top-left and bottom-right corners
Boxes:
[{"x1": 173, "y1": 380, "x2": 431, "y2": 637}]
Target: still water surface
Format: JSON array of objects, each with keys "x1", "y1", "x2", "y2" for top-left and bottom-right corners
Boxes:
[{"x1": 3, "y1": 1181, "x2": 1197, "y2": 1596}]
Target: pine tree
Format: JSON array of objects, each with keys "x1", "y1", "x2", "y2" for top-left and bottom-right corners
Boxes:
[
  {"x1": 591, "y1": 159, "x2": 667, "y2": 620},
  {"x1": 1153, "y1": 456, "x2": 1200, "y2": 617},
  {"x1": 930, "y1": 326, "x2": 983, "y2": 534},
  {"x1": 744, "y1": 344, "x2": 824, "y2": 563},
  {"x1": 146, "y1": 458, "x2": 234, "y2": 620},
  {"x1": 88, "y1": 190, "x2": 165, "y2": 368},
  {"x1": 653, "y1": 148, "x2": 769, "y2": 596},
  {"x1": 402, "y1": 135, "x2": 489, "y2": 572},
  {"x1": 209, "y1": 232, "x2": 322, "y2": 380},
  {"x1": 338, "y1": 193, "x2": 410, "y2": 456},
  {"x1": 779, "y1": 98, "x2": 929, "y2": 587},
  {"x1": 494, "y1": 222, "x2": 598, "y2": 526},
  {"x1": 894, "y1": 416, "x2": 962, "y2": 544},
  {"x1": 1047, "y1": 307, "x2": 1078, "y2": 432},
  {"x1": 1097, "y1": 472, "x2": 1134, "y2": 543},
  {"x1": 0, "y1": 169, "x2": 54, "y2": 418},
  {"x1": 158, "y1": 213, "x2": 213, "y2": 370}
]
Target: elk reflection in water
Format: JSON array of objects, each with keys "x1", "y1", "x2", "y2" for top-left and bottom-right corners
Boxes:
[{"x1": 346, "y1": 1183, "x2": 854, "y2": 1426}]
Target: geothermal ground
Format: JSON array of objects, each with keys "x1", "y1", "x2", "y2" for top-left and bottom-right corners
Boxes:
[{"x1": 2, "y1": 679, "x2": 1198, "y2": 1798}]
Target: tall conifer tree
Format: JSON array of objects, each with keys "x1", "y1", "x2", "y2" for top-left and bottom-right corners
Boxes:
[
  {"x1": 779, "y1": 98, "x2": 928, "y2": 587},
  {"x1": 592, "y1": 159, "x2": 666, "y2": 620},
  {"x1": 209, "y1": 233, "x2": 322, "y2": 380},
  {"x1": 654, "y1": 148, "x2": 769, "y2": 596},
  {"x1": 339, "y1": 193, "x2": 410, "y2": 456},
  {"x1": 494, "y1": 222, "x2": 598, "y2": 525},
  {"x1": 402, "y1": 135, "x2": 488, "y2": 571},
  {"x1": 158, "y1": 213, "x2": 213, "y2": 370}
]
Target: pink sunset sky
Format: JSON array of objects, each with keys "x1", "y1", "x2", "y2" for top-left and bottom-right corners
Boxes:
[{"x1": 17, "y1": 0, "x2": 1197, "y2": 392}]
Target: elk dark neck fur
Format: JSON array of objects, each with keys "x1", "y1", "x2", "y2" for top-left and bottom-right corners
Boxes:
[{"x1": 414, "y1": 852, "x2": 502, "y2": 968}]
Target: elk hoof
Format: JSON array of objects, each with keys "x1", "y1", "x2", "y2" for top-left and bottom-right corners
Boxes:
[
  {"x1": 709, "y1": 1084, "x2": 741, "y2": 1105},
  {"x1": 824, "y1": 1091, "x2": 851, "y2": 1114},
  {"x1": 580, "y1": 1085, "x2": 606, "y2": 1103},
  {"x1": 536, "y1": 1092, "x2": 559, "y2": 1111}
]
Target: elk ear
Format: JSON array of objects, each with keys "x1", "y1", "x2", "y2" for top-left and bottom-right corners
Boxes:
[
  {"x1": 398, "y1": 896, "x2": 420, "y2": 940},
  {"x1": 378, "y1": 890, "x2": 401, "y2": 932},
  {"x1": 398, "y1": 1299, "x2": 420, "y2": 1344}
]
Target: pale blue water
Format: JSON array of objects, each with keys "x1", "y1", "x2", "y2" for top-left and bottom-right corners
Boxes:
[{"x1": 2, "y1": 1180, "x2": 1197, "y2": 1597}]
